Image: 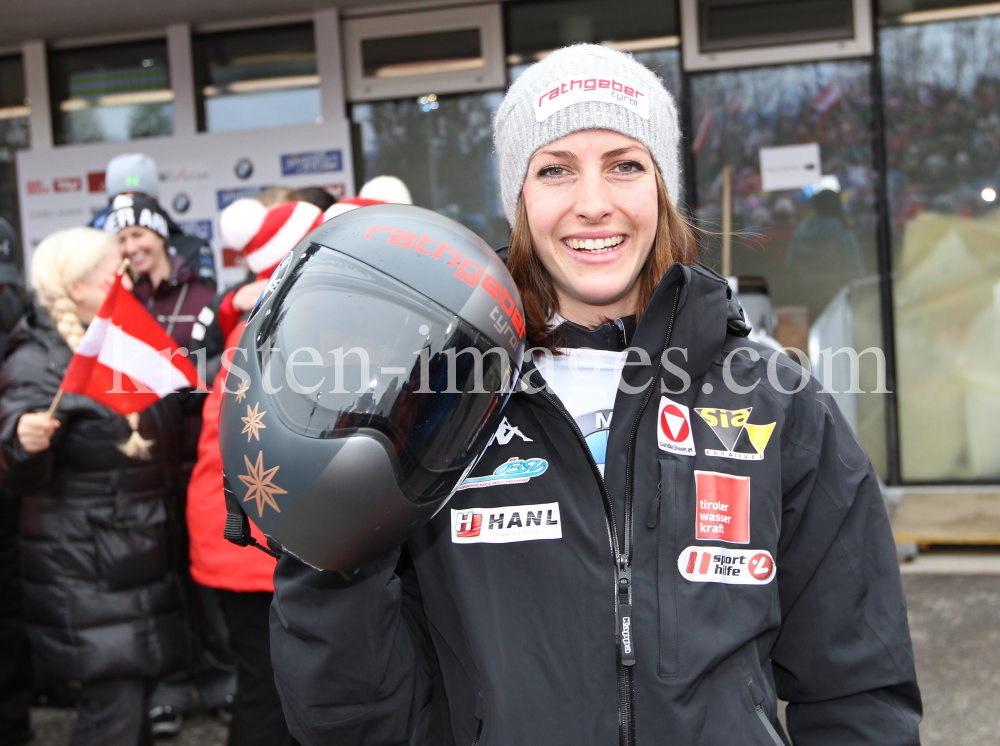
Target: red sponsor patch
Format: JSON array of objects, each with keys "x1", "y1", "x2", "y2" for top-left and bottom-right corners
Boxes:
[
  {"x1": 694, "y1": 470, "x2": 750, "y2": 544},
  {"x1": 222, "y1": 248, "x2": 246, "y2": 268},
  {"x1": 27, "y1": 180, "x2": 49, "y2": 195},
  {"x1": 748, "y1": 552, "x2": 773, "y2": 581}
]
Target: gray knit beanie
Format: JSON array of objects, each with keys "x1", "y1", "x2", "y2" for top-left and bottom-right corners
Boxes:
[{"x1": 494, "y1": 44, "x2": 681, "y2": 227}]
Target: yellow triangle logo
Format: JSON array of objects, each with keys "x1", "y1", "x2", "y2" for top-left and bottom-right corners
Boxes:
[{"x1": 744, "y1": 422, "x2": 776, "y2": 456}]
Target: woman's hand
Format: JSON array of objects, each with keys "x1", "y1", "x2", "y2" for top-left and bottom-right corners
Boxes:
[
  {"x1": 17, "y1": 413, "x2": 60, "y2": 455},
  {"x1": 232, "y1": 280, "x2": 270, "y2": 312}
]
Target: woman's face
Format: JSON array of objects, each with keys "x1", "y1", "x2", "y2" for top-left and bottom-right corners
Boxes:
[
  {"x1": 67, "y1": 248, "x2": 132, "y2": 324},
  {"x1": 118, "y1": 225, "x2": 167, "y2": 277},
  {"x1": 522, "y1": 129, "x2": 658, "y2": 325}
]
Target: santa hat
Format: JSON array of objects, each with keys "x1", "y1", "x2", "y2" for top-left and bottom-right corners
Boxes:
[
  {"x1": 220, "y1": 199, "x2": 323, "y2": 279},
  {"x1": 323, "y1": 176, "x2": 413, "y2": 221}
]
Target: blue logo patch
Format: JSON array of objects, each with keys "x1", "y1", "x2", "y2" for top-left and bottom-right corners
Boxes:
[
  {"x1": 457, "y1": 457, "x2": 548, "y2": 490},
  {"x1": 281, "y1": 150, "x2": 342, "y2": 176},
  {"x1": 217, "y1": 186, "x2": 273, "y2": 210}
]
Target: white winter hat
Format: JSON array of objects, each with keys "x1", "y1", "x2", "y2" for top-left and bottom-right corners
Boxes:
[
  {"x1": 493, "y1": 44, "x2": 681, "y2": 226},
  {"x1": 358, "y1": 175, "x2": 412, "y2": 205},
  {"x1": 219, "y1": 199, "x2": 323, "y2": 278}
]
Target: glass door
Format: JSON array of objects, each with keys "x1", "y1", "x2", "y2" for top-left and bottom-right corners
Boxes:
[{"x1": 689, "y1": 59, "x2": 889, "y2": 477}]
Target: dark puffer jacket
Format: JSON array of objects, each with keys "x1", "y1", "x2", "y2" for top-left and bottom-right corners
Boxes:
[{"x1": 0, "y1": 303, "x2": 187, "y2": 684}]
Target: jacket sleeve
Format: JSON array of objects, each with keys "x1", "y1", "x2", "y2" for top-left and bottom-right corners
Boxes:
[
  {"x1": 771, "y1": 378, "x2": 921, "y2": 745},
  {"x1": 0, "y1": 345, "x2": 66, "y2": 493},
  {"x1": 270, "y1": 547, "x2": 438, "y2": 746}
]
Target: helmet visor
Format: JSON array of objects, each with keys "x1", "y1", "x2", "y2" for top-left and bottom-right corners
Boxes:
[{"x1": 255, "y1": 245, "x2": 514, "y2": 502}]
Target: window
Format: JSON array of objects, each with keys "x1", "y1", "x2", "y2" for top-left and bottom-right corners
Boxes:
[
  {"x1": 689, "y1": 61, "x2": 889, "y2": 478},
  {"x1": 352, "y1": 91, "x2": 508, "y2": 250},
  {"x1": 48, "y1": 40, "x2": 172, "y2": 145},
  {"x1": 504, "y1": 0, "x2": 679, "y2": 59},
  {"x1": 0, "y1": 55, "x2": 28, "y2": 259},
  {"x1": 882, "y1": 14, "x2": 1000, "y2": 480},
  {"x1": 193, "y1": 23, "x2": 321, "y2": 133}
]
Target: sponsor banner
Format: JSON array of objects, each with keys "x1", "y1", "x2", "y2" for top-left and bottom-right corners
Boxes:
[
  {"x1": 452, "y1": 502, "x2": 562, "y2": 544},
  {"x1": 87, "y1": 172, "x2": 106, "y2": 193},
  {"x1": 217, "y1": 185, "x2": 272, "y2": 210},
  {"x1": 678, "y1": 545, "x2": 775, "y2": 585},
  {"x1": 535, "y1": 76, "x2": 651, "y2": 122},
  {"x1": 657, "y1": 396, "x2": 696, "y2": 456},
  {"x1": 694, "y1": 470, "x2": 750, "y2": 543},
  {"x1": 458, "y1": 456, "x2": 548, "y2": 490},
  {"x1": 280, "y1": 149, "x2": 343, "y2": 176},
  {"x1": 177, "y1": 220, "x2": 213, "y2": 242},
  {"x1": 695, "y1": 406, "x2": 775, "y2": 461},
  {"x1": 16, "y1": 120, "x2": 355, "y2": 287}
]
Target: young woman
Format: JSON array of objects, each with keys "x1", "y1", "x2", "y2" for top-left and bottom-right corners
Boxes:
[
  {"x1": 268, "y1": 45, "x2": 920, "y2": 745},
  {"x1": 0, "y1": 227, "x2": 186, "y2": 746}
]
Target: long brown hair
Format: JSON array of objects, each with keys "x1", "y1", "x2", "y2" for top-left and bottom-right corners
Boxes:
[{"x1": 507, "y1": 164, "x2": 698, "y2": 350}]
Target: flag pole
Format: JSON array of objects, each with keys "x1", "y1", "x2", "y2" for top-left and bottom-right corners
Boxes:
[
  {"x1": 45, "y1": 256, "x2": 131, "y2": 418},
  {"x1": 45, "y1": 389, "x2": 64, "y2": 418}
]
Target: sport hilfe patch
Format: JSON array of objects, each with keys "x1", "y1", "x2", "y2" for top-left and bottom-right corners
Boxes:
[
  {"x1": 657, "y1": 396, "x2": 695, "y2": 457},
  {"x1": 694, "y1": 470, "x2": 750, "y2": 543},
  {"x1": 694, "y1": 406, "x2": 775, "y2": 461},
  {"x1": 535, "y1": 76, "x2": 650, "y2": 122},
  {"x1": 451, "y1": 502, "x2": 562, "y2": 544},
  {"x1": 678, "y1": 546, "x2": 775, "y2": 585},
  {"x1": 458, "y1": 457, "x2": 548, "y2": 490}
]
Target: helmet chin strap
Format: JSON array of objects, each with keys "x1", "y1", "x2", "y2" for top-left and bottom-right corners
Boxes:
[
  {"x1": 222, "y1": 474, "x2": 281, "y2": 560},
  {"x1": 553, "y1": 315, "x2": 636, "y2": 351}
]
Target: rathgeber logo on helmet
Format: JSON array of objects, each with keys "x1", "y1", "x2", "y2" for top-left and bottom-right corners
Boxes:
[{"x1": 535, "y1": 76, "x2": 650, "y2": 122}]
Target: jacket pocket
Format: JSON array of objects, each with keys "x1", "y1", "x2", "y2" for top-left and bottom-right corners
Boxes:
[
  {"x1": 654, "y1": 458, "x2": 678, "y2": 677},
  {"x1": 87, "y1": 496, "x2": 169, "y2": 590},
  {"x1": 747, "y1": 679, "x2": 786, "y2": 746}
]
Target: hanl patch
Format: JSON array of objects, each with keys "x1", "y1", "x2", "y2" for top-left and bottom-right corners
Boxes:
[
  {"x1": 694, "y1": 470, "x2": 750, "y2": 543},
  {"x1": 678, "y1": 546, "x2": 775, "y2": 585},
  {"x1": 457, "y1": 457, "x2": 548, "y2": 490},
  {"x1": 452, "y1": 502, "x2": 561, "y2": 544},
  {"x1": 694, "y1": 406, "x2": 775, "y2": 461}
]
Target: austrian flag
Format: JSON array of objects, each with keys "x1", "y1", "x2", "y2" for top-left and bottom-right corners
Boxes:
[{"x1": 61, "y1": 269, "x2": 202, "y2": 414}]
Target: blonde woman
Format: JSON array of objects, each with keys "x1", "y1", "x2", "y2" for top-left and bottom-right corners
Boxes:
[{"x1": 0, "y1": 227, "x2": 186, "y2": 746}]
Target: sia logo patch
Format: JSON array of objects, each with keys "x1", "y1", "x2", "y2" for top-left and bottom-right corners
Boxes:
[
  {"x1": 451, "y1": 502, "x2": 562, "y2": 544},
  {"x1": 694, "y1": 470, "x2": 750, "y2": 543},
  {"x1": 458, "y1": 457, "x2": 548, "y2": 490},
  {"x1": 657, "y1": 396, "x2": 695, "y2": 456},
  {"x1": 678, "y1": 546, "x2": 775, "y2": 585},
  {"x1": 694, "y1": 407, "x2": 775, "y2": 461}
]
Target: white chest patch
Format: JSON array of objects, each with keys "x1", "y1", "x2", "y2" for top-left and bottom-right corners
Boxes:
[{"x1": 451, "y1": 502, "x2": 562, "y2": 544}]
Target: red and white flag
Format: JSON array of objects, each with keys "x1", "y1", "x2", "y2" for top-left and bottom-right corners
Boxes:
[{"x1": 61, "y1": 268, "x2": 201, "y2": 415}]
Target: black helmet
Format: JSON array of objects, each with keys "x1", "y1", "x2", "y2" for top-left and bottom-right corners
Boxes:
[{"x1": 219, "y1": 204, "x2": 525, "y2": 571}]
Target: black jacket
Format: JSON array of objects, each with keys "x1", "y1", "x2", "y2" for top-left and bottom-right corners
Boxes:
[
  {"x1": 0, "y1": 304, "x2": 187, "y2": 684},
  {"x1": 269, "y1": 264, "x2": 921, "y2": 746}
]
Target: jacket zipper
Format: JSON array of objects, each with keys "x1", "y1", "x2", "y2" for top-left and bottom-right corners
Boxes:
[
  {"x1": 534, "y1": 284, "x2": 681, "y2": 746},
  {"x1": 754, "y1": 705, "x2": 785, "y2": 746}
]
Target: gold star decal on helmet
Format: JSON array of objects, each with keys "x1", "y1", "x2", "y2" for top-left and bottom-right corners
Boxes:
[
  {"x1": 238, "y1": 451, "x2": 287, "y2": 518},
  {"x1": 242, "y1": 402, "x2": 266, "y2": 442},
  {"x1": 233, "y1": 378, "x2": 250, "y2": 402}
]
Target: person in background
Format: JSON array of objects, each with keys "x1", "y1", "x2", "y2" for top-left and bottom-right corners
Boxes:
[
  {"x1": 256, "y1": 186, "x2": 301, "y2": 208},
  {"x1": 323, "y1": 175, "x2": 412, "y2": 219},
  {"x1": 0, "y1": 227, "x2": 187, "y2": 746},
  {"x1": 295, "y1": 186, "x2": 337, "y2": 212},
  {"x1": 0, "y1": 217, "x2": 32, "y2": 746},
  {"x1": 101, "y1": 180, "x2": 233, "y2": 736},
  {"x1": 92, "y1": 154, "x2": 218, "y2": 292},
  {"x1": 184, "y1": 200, "x2": 324, "y2": 746}
]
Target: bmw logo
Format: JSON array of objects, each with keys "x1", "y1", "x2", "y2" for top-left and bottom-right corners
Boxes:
[
  {"x1": 235, "y1": 158, "x2": 254, "y2": 179},
  {"x1": 172, "y1": 192, "x2": 190, "y2": 213}
]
